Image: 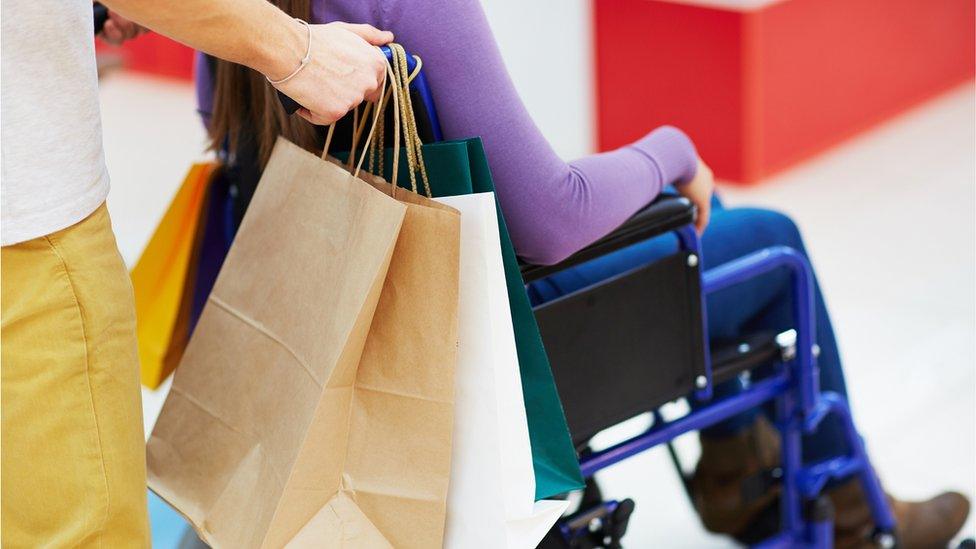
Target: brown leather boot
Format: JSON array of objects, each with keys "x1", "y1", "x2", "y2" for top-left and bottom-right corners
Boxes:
[
  {"x1": 829, "y1": 479, "x2": 971, "y2": 549},
  {"x1": 690, "y1": 416, "x2": 782, "y2": 538}
]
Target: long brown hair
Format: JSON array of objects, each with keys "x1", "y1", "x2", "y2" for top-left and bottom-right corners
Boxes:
[{"x1": 208, "y1": 0, "x2": 319, "y2": 166}]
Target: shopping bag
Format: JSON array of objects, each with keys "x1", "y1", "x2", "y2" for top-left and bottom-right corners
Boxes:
[
  {"x1": 341, "y1": 43, "x2": 581, "y2": 494},
  {"x1": 325, "y1": 170, "x2": 460, "y2": 549},
  {"x1": 348, "y1": 137, "x2": 585, "y2": 499},
  {"x1": 147, "y1": 137, "x2": 409, "y2": 548},
  {"x1": 304, "y1": 61, "x2": 461, "y2": 547},
  {"x1": 131, "y1": 162, "x2": 217, "y2": 389},
  {"x1": 305, "y1": 87, "x2": 463, "y2": 545},
  {"x1": 436, "y1": 192, "x2": 569, "y2": 548},
  {"x1": 456, "y1": 139, "x2": 585, "y2": 500},
  {"x1": 157, "y1": 168, "x2": 214, "y2": 386},
  {"x1": 187, "y1": 165, "x2": 237, "y2": 335}
]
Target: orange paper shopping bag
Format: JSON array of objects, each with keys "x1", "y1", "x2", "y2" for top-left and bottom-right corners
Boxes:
[{"x1": 131, "y1": 162, "x2": 216, "y2": 388}]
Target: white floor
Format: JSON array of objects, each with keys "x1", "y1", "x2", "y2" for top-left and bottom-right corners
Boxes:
[{"x1": 99, "y1": 72, "x2": 976, "y2": 547}]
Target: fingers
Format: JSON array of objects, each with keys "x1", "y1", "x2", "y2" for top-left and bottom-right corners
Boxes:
[
  {"x1": 282, "y1": 23, "x2": 391, "y2": 126},
  {"x1": 364, "y1": 48, "x2": 387, "y2": 102},
  {"x1": 109, "y1": 12, "x2": 139, "y2": 39},
  {"x1": 100, "y1": 20, "x2": 124, "y2": 45},
  {"x1": 364, "y1": 85, "x2": 383, "y2": 104},
  {"x1": 337, "y1": 23, "x2": 394, "y2": 46},
  {"x1": 100, "y1": 12, "x2": 144, "y2": 45},
  {"x1": 298, "y1": 107, "x2": 343, "y2": 126},
  {"x1": 695, "y1": 199, "x2": 711, "y2": 234}
]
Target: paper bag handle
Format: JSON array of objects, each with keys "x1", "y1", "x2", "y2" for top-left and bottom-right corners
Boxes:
[
  {"x1": 318, "y1": 44, "x2": 430, "y2": 199},
  {"x1": 391, "y1": 44, "x2": 432, "y2": 197},
  {"x1": 367, "y1": 44, "x2": 431, "y2": 198},
  {"x1": 320, "y1": 56, "x2": 388, "y2": 179}
]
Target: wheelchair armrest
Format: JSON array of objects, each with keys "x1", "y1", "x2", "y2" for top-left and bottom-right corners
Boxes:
[{"x1": 520, "y1": 194, "x2": 696, "y2": 282}]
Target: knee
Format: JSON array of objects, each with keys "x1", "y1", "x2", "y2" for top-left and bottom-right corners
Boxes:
[{"x1": 741, "y1": 208, "x2": 806, "y2": 253}]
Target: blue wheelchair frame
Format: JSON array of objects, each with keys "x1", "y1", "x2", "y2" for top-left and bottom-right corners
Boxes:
[
  {"x1": 405, "y1": 48, "x2": 898, "y2": 548},
  {"x1": 572, "y1": 230, "x2": 896, "y2": 548}
]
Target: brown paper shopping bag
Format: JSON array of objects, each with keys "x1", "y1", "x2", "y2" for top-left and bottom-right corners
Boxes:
[
  {"x1": 289, "y1": 172, "x2": 461, "y2": 548},
  {"x1": 149, "y1": 56, "x2": 462, "y2": 545},
  {"x1": 146, "y1": 137, "x2": 407, "y2": 548},
  {"x1": 287, "y1": 61, "x2": 462, "y2": 546}
]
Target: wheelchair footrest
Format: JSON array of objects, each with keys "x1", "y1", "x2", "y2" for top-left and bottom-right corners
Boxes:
[{"x1": 541, "y1": 498, "x2": 636, "y2": 549}]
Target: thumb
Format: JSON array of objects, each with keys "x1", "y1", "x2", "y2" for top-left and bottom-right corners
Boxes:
[{"x1": 338, "y1": 23, "x2": 394, "y2": 46}]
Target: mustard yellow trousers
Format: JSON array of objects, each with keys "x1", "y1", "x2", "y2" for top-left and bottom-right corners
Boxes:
[{"x1": 2, "y1": 204, "x2": 149, "y2": 547}]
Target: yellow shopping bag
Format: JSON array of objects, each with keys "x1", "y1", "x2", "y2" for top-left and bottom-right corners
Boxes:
[{"x1": 132, "y1": 162, "x2": 217, "y2": 388}]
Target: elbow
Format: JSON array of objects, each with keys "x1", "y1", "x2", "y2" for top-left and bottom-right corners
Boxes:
[
  {"x1": 509, "y1": 169, "x2": 603, "y2": 266},
  {"x1": 647, "y1": 125, "x2": 695, "y2": 154},
  {"x1": 513, "y1": 226, "x2": 584, "y2": 267},
  {"x1": 520, "y1": 246, "x2": 575, "y2": 267},
  {"x1": 634, "y1": 125, "x2": 699, "y2": 185}
]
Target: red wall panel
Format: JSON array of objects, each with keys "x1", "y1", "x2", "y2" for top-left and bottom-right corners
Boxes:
[
  {"x1": 98, "y1": 33, "x2": 194, "y2": 81},
  {"x1": 594, "y1": 0, "x2": 975, "y2": 183},
  {"x1": 594, "y1": 1, "x2": 750, "y2": 179}
]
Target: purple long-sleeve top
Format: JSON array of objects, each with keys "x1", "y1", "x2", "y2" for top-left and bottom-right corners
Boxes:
[{"x1": 195, "y1": 0, "x2": 698, "y2": 265}]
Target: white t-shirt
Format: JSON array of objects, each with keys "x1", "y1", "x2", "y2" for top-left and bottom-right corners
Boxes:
[{"x1": 1, "y1": 0, "x2": 110, "y2": 246}]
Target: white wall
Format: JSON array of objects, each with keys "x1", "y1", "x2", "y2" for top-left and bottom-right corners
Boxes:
[{"x1": 479, "y1": 0, "x2": 594, "y2": 159}]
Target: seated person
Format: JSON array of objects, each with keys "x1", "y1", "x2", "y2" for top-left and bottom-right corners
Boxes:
[{"x1": 193, "y1": 0, "x2": 970, "y2": 545}]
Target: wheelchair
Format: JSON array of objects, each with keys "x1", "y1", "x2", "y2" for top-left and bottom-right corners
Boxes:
[
  {"x1": 176, "y1": 47, "x2": 900, "y2": 548},
  {"x1": 381, "y1": 47, "x2": 901, "y2": 548},
  {"x1": 522, "y1": 198, "x2": 897, "y2": 549}
]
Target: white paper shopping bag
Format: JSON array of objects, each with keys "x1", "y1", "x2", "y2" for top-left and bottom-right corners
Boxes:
[{"x1": 436, "y1": 193, "x2": 569, "y2": 549}]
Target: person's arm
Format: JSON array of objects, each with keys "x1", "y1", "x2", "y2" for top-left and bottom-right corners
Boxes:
[
  {"x1": 101, "y1": 0, "x2": 393, "y2": 124},
  {"x1": 319, "y1": 0, "x2": 701, "y2": 264}
]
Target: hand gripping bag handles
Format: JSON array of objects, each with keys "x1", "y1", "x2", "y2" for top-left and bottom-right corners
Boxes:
[
  {"x1": 359, "y1": 45, "x2": 585, "y2": 502},
  {"x1": 147, "y1": 60, "x2": 461, "y2": 548}
]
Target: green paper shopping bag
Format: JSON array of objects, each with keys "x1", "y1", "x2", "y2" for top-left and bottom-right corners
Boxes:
[{"x1": 342, "y1": 137, "x2": 584, "y2": 500}]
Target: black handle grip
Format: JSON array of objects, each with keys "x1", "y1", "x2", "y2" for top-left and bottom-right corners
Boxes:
[
  {"x1": 276, "y1": 91, "x2": 302, "y2": 115},
  {"x1": 93, "y1": 3, "x2": 109, "y2": 35}
]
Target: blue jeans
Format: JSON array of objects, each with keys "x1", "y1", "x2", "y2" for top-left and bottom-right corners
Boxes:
[{"x1": 527, "y1": 197, "x2": 848, "y2": 463}]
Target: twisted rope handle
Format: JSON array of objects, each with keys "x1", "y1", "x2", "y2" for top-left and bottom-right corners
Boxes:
[
  {"x1": 390, "y1": 44, "x2": 432, "y2": 197},
  {"x1": 365, "y1": 45, "x2": 431, "y2": 197}
]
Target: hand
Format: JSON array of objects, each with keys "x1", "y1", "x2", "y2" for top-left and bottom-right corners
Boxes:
[
  {"x1": 270, "y1": 22, "x2": 393, "y2": 125},
  {"x1": 98, "y1": 9, "x2": 148, "y2": 46},
  {"x1": 677, "y1": 158, "x2": 714, "y2": 234}
]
